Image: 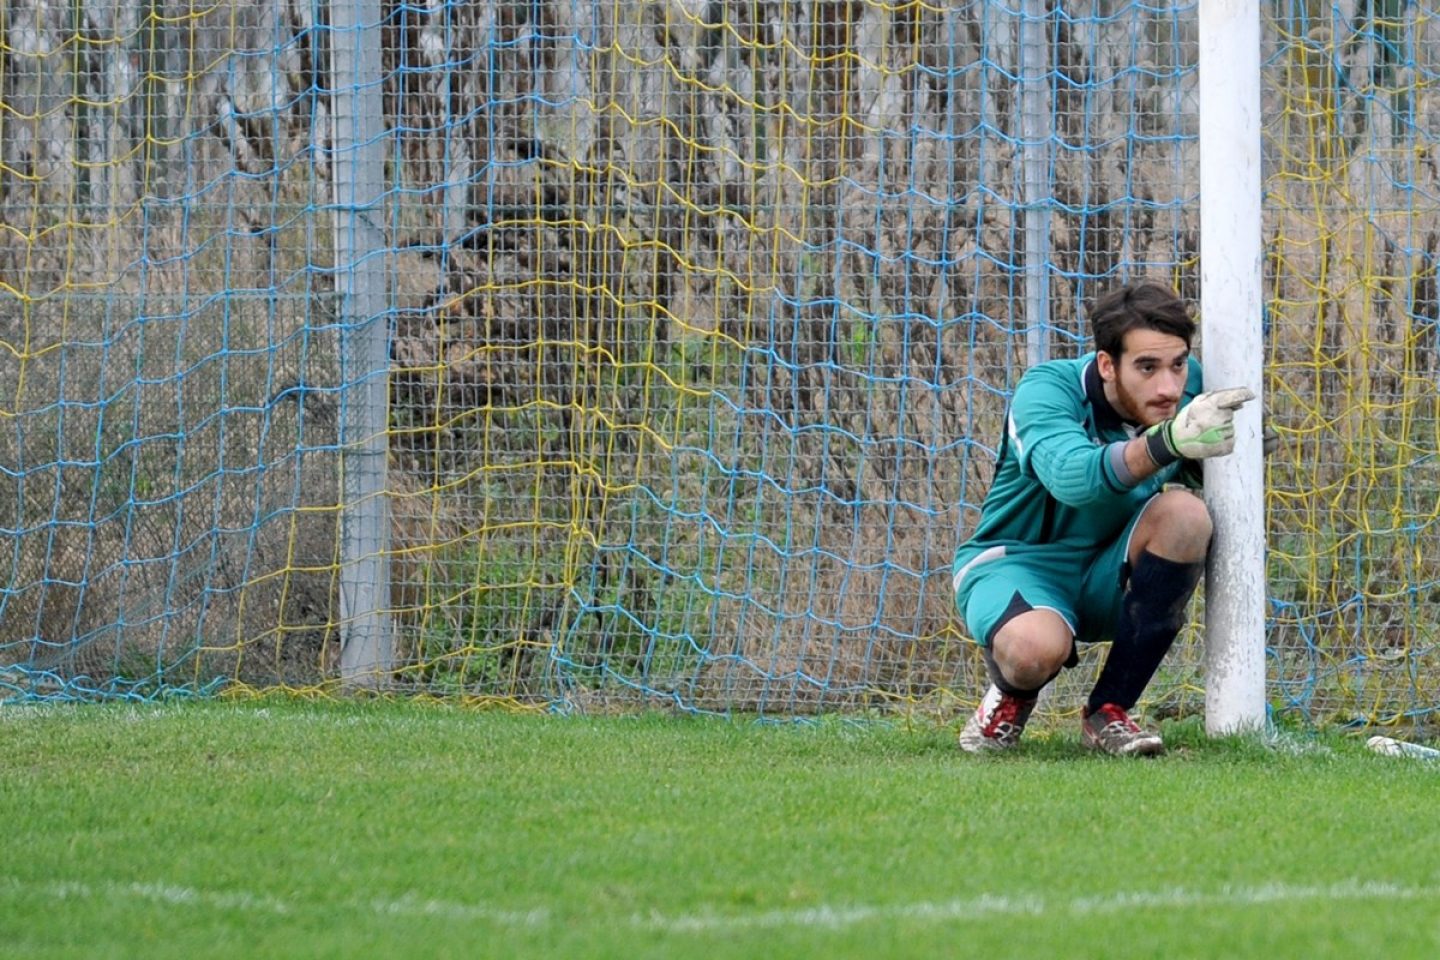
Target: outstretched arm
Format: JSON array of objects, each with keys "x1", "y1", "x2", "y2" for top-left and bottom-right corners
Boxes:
[{"x1": 1021, "y1": 385, "x2": 1256, "y2": 505}]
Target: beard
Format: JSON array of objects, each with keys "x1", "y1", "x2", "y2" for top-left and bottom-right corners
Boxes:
[{"x1": 1111, "y1": 375, "x2": 1173, "y2": 428}]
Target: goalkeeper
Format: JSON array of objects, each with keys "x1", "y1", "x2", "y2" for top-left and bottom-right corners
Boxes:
[{"x1": 953, "y1": 280, "x2": 1259, "y2": 756}]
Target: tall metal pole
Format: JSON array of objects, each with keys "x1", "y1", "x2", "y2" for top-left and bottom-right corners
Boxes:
[
  {"x1": 1021, "y1": 0, "x2": 1053, "y2": 367},
  {"x1": 1199, "y1": 0, "x2": 1266, "y2": 733},
  {"x1": 331, "y1": 0, "x2": 393, "y2": 686}
]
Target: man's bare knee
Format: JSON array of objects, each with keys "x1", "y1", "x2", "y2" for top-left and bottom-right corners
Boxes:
[
  {"x1": 1132, "y1": 490, "x2": 1212, "y2": 563},
  {"x1": 991, "y1": 610, "x2": 1073, "y2": 690}
]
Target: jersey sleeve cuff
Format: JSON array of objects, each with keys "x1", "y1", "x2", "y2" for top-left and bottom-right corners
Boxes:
[{"x1": 1106, "y1": 441, "x2": 1139, "y2": 490}]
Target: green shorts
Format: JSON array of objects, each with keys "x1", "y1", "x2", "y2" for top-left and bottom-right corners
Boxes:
[{"x1": 952, "y1": 496, "x2": 1155, "y2": 648}]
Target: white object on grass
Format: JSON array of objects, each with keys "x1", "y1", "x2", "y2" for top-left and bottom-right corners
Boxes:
[{"x1": 1366, "y1": 736, "x2": 1440, "y2": 760}]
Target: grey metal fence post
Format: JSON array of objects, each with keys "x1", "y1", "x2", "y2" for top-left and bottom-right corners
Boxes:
[
  {"x1": 331, "y1": 0, "x2": 393, "y2": 687},
  {"x1": 1021, "y1": 0, "x2": 1053, "y2": 368}
]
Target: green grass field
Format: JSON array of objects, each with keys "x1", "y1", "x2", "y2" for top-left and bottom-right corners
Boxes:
[{"x1": 2, "y1": 699, "x2": 1437, "y2": 959}]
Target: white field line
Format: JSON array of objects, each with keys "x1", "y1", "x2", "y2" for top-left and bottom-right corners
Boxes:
[
  {"x1": 0, "y1": 877, "x2": 549, "y2": 927},
  {"x1": 4, "y1": 876, "x2": 1437, "y2": 933},
  {"x1": 633, "y1": 879, "x2": 1440, "y2": 932}
]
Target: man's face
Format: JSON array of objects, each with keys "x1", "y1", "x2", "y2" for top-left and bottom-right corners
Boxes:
[{"x1": 1098, "y1": 327, "x2": 1190, "y2": 427}]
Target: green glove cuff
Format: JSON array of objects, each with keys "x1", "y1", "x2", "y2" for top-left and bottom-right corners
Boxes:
[{"x1": 1144, "y1": 423, "x2": 1181, "y2": 467}]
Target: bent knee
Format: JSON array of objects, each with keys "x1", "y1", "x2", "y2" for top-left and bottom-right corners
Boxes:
[
  {"x1": 992, "y1": 610, "x2": 1074, "y2": 680},
  {"x1": 1138, "y1": 489, "x2": 1213, "y2": 557}
]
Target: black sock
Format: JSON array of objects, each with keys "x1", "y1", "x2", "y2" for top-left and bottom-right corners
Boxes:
[{"x1": 1086, "y1": 550, "x2": 1204, "y2": 714}]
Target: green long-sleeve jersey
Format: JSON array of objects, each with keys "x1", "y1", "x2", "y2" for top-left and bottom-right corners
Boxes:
[{"x1": 953, "y1": 353, "x2": 1204, "y2": 572}]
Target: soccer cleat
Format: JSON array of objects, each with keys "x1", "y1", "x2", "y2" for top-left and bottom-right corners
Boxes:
[
  {"x1": 959, "y1": 684, "x2": 1037, "y2": 753},
  {"x1": 1082, "y1": 703, "x2": 1165, "y2": 756}
]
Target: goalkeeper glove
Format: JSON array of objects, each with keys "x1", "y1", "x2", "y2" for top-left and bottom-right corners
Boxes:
[{"x1": 1144, "y1": 386, "x2": 1256, "y2": 465}]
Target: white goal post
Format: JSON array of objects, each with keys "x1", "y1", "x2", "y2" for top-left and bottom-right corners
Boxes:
[{"x1": 1199, "y1": 0, "x2": 1267, "y2": 734}]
